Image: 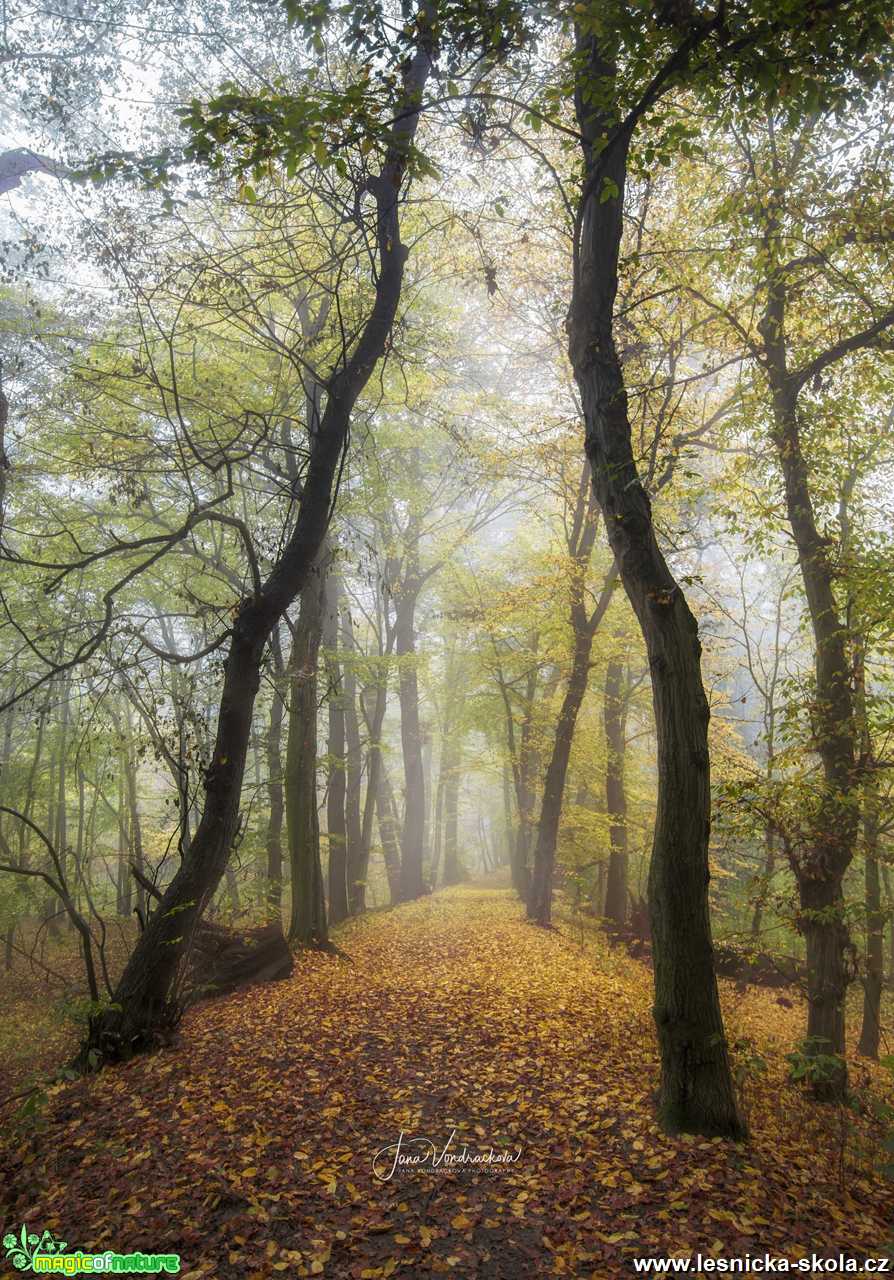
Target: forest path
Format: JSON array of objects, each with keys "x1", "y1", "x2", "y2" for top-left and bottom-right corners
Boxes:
[{"x1": 1, "y1": 886, "x2": 890, "y2": 1278}]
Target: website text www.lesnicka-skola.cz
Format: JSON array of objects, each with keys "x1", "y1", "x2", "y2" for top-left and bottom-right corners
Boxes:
[{"x1": 632, "y1": 1255, "x2": 891, "y2": 1274}]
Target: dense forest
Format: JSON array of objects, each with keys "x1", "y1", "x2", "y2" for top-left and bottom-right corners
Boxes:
[{"x1": 2, "y1": 0, "x2": 894, "y2": 1274}]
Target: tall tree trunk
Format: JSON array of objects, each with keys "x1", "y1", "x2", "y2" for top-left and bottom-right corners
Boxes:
[
  {"x1": 395, "y1": 579, "x2": 426, "y2": 900},
  {"x1": 116, "y1": 757, "x2": 131, "y2": 918},
  {"x1": 265, "y1": 624, "x2": 286, "y2": 915},
  {"x1": 430, "y1": 753, "x2": 445, "y2": 886},
  {"x1": 77, "y1": 17, "x2": 435, "y2": 1062},
  {"x1": 750, "y1": 828, "x2": 775, "y2": 940},
  {"x1": 857, "y1": 776, "x2": 883, "y2": 1059},
  {"x1": 762, "y1": 306, "x2": 856, "y2": 1098},
  {"x1": 528, "y1": 633, "x2": 592, "y2": 924},
  {"x1": 376, "y1": 764, "x2": 403, "y2": 904},
  {"x1": 0, "y1": 375, "x2": 8, "y2": 542},
  {"x1": 504, "y1": 653, "x2": 539, "y2": 902},
  {"x1": 422, "y1": 724, "x2": 433, "y2": 872},
  {"x1": 360, "y1": 679, "x2": 390, "y2": 903},
  {"x1": 883, "y1": 863, "x2": 894, "y2": 989},
  {"x1": 288, "y1": 564, "x2": 328, "y2": 947},
  {"x1": 567, "y1": 27, "x2": 743, "y2": 1137},
  {"x1": 855, "y1": 640, "x2": 882, "y2": 1059},
  {"x1": 441, "y1": 737, "x2": 463, "y2": 886},
  {"x1": 122, "y1": 706, "x2": 147, "y2": 925},
  {"x1": 325, "y1": 565, "x2": 349, "y2": 926},
  {"x1": 528, "y1": 465, "x2": 615, "y2": 925},
  {"x1": 502, "y1": 763, "x2": 513, "y2": 867},
  {"x1": 603, "y1": 658, "x2": 629, "y2": 925},
  {"x1": 1, "y1": 696, "x2": 15, "y2": 968},
  {"x1": 340, "y1": 607, "x2": 364, "y2": 913}
]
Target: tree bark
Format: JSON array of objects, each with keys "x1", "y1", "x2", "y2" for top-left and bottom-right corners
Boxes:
[
  {"x1": 567, "y1": 26, "x2": 743, "y2": 1137},
  {"x1": 857, "y1": 777, "x2": 883, "y2": 1059},
  {"x1": 603, "y1": 658, "x2": 629, "y2": 926},
  {"x1": 750, "y1": 824, "x2": 776, "y2": 941},
  {"x1": 325, "y1": 565, "x2": 349, "y2": 926},
  {"x1": 528, "y1": 464, "x2": 616, "y2": 925},
  {"x1": 376, "y1": 764, "x2": 403, "y2": 904},
  {"x1": 287, "y1": 561, "x2": 328, "y2": 947},
  {"x1": 761, "y1": 293, "x2": 856, "y2": 1099},
  {"x1": 441, "y1": 737, "x2": 463, "y2": 886},
  {"x1": 341, "y1": 607, "x2": 365, "y2": 914},
  {"x1": 78, "y1": 16, "x2": 435, "y2": 1064},
  {"x1": 265, "y1": 623, "x2": 286, "y2": 915},
  {"x1": 528, "y1": 632, "x2": 592, "y2": 924},
  {"x1": 395, "y1": 576, "x2": 426, "y2": 900}
]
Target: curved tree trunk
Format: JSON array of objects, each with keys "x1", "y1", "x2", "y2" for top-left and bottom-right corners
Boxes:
[
  {"x1": 567, "y1": 26, "x2": 743, "y2": 1137},
  {"x1": 77, "y1": 18, "x2": 436, "y2": 1065}
]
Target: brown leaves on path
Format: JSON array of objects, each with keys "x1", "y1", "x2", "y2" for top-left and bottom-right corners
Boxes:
[{"x1": 1, "y1": 886, "x2": 891, "y2": 1278}]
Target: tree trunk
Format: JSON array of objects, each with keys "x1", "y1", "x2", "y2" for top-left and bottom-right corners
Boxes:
[
  {"x1": 441, "y1": 737, "x2": 463, "y2": 886},
  {"x1": 502, "y1": 763, "x2": 513, "y2": 867},
  {"x1": 341, "y1": 606, "x2": 364, "y2": 913},
  {"x1": 857, "y1": 777, "x2": 883, "y2": 1059},
  {"x1": 395, "y1": 581, "x2": 426, "y2": 900},
  {"x1": 508, "y1": 658, "x2": 540, "y2": 902},
  {"x1": 376, "y1": 764, "x2": 403, "y2": 904},
  {"x1": 603, "y1": 658, "x2": 629, "y2": 926},
  {"x1": 750, "y1": 828, "x2": 775, "y2": 940},
  {"x1": 762, "y1": 334, "x2": 856, "y2": 1098},
  {"x1": 287, "y1": 564, "x2": 328, "y2": 947},
  {"x1": 528, "y1": 633, "x2": 591, "y2": 925},
  {"x1": 528, "y1": 466, "x2": 614, "y2": 925},
  {"x1": 77, "y1": 22, "x2": 435, "y2": 1065},
  {"x1": 262, "y1": 624, "x2": 286, "y2": 914},
  {"x1": 116, "y1": 758, "x2": 131, "y2": 918},
  {"x1": 567, "y1": 26, "x2": 743, "y2": 1137},
  {"x1": 325, "y1": 565, "x2": 349, "y2": 926},
  {"x1": 883, "y1": 863, "x2": 894, "y2": 989},
  {"x1": 122, "y1": 704, "x2": 147, "y2": 926},
  {"x1": 360, "y1": 679, "x2": 389, "y2": 903}
]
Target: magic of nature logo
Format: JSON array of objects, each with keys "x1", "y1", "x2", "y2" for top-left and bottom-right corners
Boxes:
[{"x1": 3, "y1": 1224, "x2": 181, "y2": 1274}]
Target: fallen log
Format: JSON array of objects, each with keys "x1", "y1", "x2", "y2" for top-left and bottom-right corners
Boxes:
[
  {"x1": 186, "y1": 920, "x2": 293, "y2": 1003},
  {"x1": 602, "y1": 893, "x2": 804, "y2": 991},
  {"x1": 131, "y1": 863, "x2": 293, "y2": 1004}
]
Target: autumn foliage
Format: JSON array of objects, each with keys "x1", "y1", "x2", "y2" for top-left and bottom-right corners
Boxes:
[{"x1": 2, "y1": 887, "x2": 891, "y2": 1278}]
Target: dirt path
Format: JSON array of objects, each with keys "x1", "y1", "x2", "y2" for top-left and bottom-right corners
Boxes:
[{"x1": 1, "y1": 887, "x2": 891, "y2": 1277}]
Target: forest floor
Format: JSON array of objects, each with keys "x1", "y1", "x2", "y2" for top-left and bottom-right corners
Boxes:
[{"x1": 1, "y1": 885, "x2": 893, "y2": 1278}]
